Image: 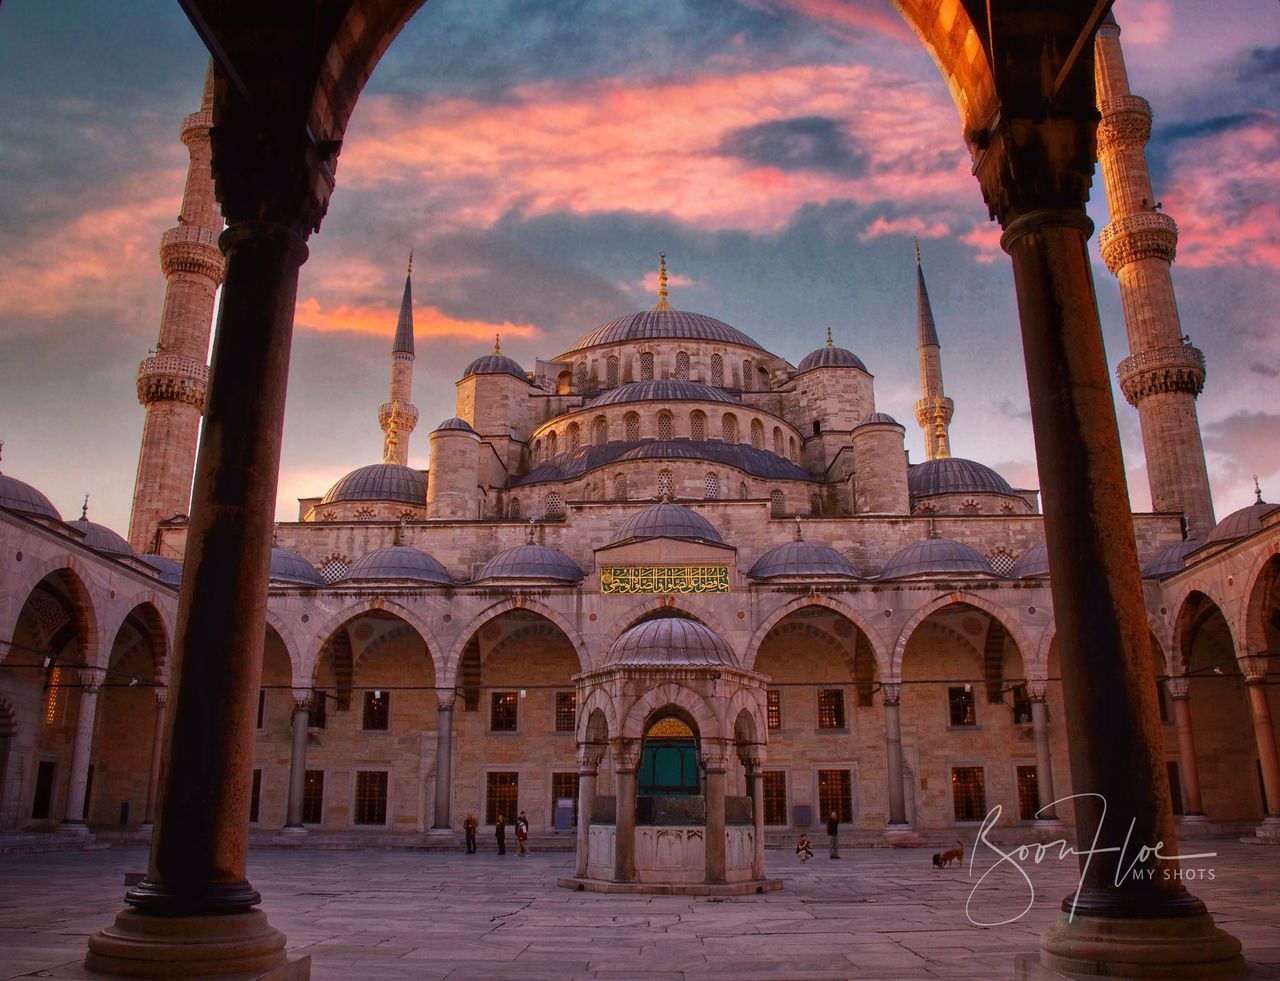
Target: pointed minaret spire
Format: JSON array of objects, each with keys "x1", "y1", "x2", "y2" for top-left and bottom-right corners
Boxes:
[
  {"x1": 380, "y1": 257, "x2": 419, "y2": 465},
  {"x1": 653, "y1": 252, "x2": 672, "y2": 311},
  {"x1": 81, "y1": 494, "x2": 90, "y2": 521},
  {"x1": 912, "y1": 244, "x2": 953, "y2": 460},
  {"x1": 825, "y1": 327, "x2": 834, "y2": 348},
  {"x1": 1255, "y1": 475, "x2": 1264, "y2": 505}
]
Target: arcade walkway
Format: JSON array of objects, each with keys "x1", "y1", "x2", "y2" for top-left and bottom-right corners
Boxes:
[{"x1": 2, "y1": 841, "x2": 1277, "y2": 979}]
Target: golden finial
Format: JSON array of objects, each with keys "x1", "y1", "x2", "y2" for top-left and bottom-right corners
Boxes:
[
  {"x1": 494, "y1": 334, "x2": 501, "y2": 356},
  {"x1": 794, "y1": 514, "x2": 803, "y2": 541},
  {"x1": 407, "y1": 250, "x2": 413, "y2": 276},
  {"x1": 527, "y1": 514, "x2": 537, "y2": 544},
  {"x1": 914, "y1": 238, "x2": 922, "y2": 265},
  {"x1": 1255, "y1": 474, "x2": 1264, "y2": 505},
  {"x1": 825, "y1": 327, "x2": 833, "y2": 348},
  {"x1": 653, "y1": 252, "x2": 672, "y2": 311},
  {"x1": 81, "y1": 493, "x2": 90, "y2": 521}
]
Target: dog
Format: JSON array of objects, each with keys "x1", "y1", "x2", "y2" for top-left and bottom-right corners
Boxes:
[{"x1": 932, "y1": 840, "x2": 964, "y2": 868}]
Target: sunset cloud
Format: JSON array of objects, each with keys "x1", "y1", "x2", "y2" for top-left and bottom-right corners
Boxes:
[{"x1": 294, "y1": 297, "x2": 539, "y2": 343}]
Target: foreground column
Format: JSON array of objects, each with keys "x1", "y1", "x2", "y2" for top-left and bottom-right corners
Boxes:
[
  {"x1": 61, "y1": 668, "x2": 105, "y2": 831},
  {"x1": 882, "y1": 684, "x2": 907, "y2": 825},
  {"x1": 283, "y1": 690, "x2": 312, "y2": 832},
  {"x1": 575, "y1": 748, "x2": 600, "y2": 878},
  {"x1": 142, "y1": 688, "x2": 168, "y2": 826},
  {"x1": 431, "y1": 693, "x2": 455, "y2": 830},
  {"x1": 1242, "y1": 656, "x2": 1280, "y2": 820},
  {"x1": 1027, "y1": 681, "x2": 1058, "y2": 822},
  {"x1": 612, "y1": 740, "x2": 638, "y2": 882},
  {"x1": 1166, "y1": 678, "x2": 1205, "y2": 817},
  {"x1": 86, "y1": 218, "x2": 309, "y2": 977}
]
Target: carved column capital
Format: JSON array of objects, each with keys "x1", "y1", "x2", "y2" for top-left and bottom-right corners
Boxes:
[
  {"x1": 577, "y1": 741, "x2": 606, "y2": 771},
  {"x1": 881, "y1": 683, "x2": 902, "y2": 707},
  {"x1": 1026, "y1": 679, "x2": 1049, "y2": 701},
  {"x1": 610, "y1": 738, "x2": 640, "y2": 771},
  {"x1": 290, "y1": 688, "x2": 314, "y2": 713},
  {"x1": 1165, "y1": 677, "x2": 1191, "y2": 700},
  {"x1": 973, "y1": 115, "x2": 1098, "y2": 230},
  {"x1": 436, "y1": 689, "x2": 457, "y2": 713},
  {"x1": 154, "y1": 687, "x2": 169, "y2": 709},
  {"x1": 78, "y1": 668, "x2": 106, "y2": 693},
  {"x1": 1240, "y1": 655, "x2": 1271, "y2": 684}
]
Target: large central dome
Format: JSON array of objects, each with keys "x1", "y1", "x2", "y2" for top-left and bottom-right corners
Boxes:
[{"x1": 564, "y1": 309, "x2": 764, "y2": 354}]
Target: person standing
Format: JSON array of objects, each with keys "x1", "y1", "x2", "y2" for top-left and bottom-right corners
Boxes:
[
  {"x1": 515, "y1": 810, "x2": 530, "y2": 857},
  {"x1": 827, "y1": 810, "x2": 840, "y2": 859},
  {"x1": 463, "y1": 813, "x2": 478, "y2": 854},
  {"x1": 495, "y1": 813, "x2": 507, "y2": 855}
]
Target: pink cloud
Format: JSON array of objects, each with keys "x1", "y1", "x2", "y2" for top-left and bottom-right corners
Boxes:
[
  {"x1": 859, "y1": 216, "x2": 950, "y2": 241},
  {"x1": 958, "y1": 221, "x2": 1005, "y2": 264},
  {"x1": 1112, "y1": 0, "x2": 1173, "y2": 46},
  {"x1": 294, "y1": 296, "x2": 538, "y2": 342},
  {"x1": 739, "y1": 0, "x2": 915, "y2": 44}
]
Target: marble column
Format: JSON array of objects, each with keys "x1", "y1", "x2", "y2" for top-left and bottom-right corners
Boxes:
[
  {"x1": 575, "y1": 745, "x2": 602, "y2": 878},
  {"x1": 1027, "y1": 681, "x2": 1058, "y2": 821},
  {"x1": 882, "y1": 684, "x2": 907, "y2": 826},
  {"x1": 745, "y1": 756, "x2": 766, "y2": 880},
  {"x1": 704, "y1": 751, "x2": 727, "y2": 884},
  {"x1": 431, "y1": 692, "x2": 455, "y2": 830},
  {"x1": 283, "y1": 690, "x2": 311, "y2": 832},
  {"x1": 1242, "y1": 656, "x2": 1280, "y2": 818},
  {"x1": 612, "y1": 739, "x2": 638, "y2": 883},
  {"x1": 61, "y1": 668, "x2": 104, "y2": 830},
  {"x1": 1166, "y1": 677, "x2": 1205, "y2": 817},
  {"x1": 143, "y1": 688, "x2": 168, "y2": 826}
]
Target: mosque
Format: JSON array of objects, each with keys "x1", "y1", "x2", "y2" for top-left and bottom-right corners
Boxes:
[{"x1": 0, "y1": 15, "x2": 1276, "y2": 903}]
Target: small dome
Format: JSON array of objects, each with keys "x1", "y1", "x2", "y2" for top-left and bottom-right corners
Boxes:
[
  {"x1": 140, "y1": 554, "x2": 183, "y2": 586},
  {"x1": 0, "y1": 473, "x2": 61, "y2": 521},
  {"x1": 862, "y1": 412, "x2": 903, "y2": 428},
  {"x1": 321, "y1": 463, "x2": 427, "y2": 505},
  {"x1": 433, "y1": 417, "x2": 477, "y2": 434},
  {"x1": 608, "y1": 617, "x2": 737, "y2": 667},
  {"x1": 68, "y1": 518, "x2": 134, "y2": 557},
  {"x1": 611, "y1": 502, "x2": 723, "y2": 546},
  {"x1": 270, "y1": 546, "x2": 322, "y2": 586},
  {"x1": 585, "y1": 379, "x2": 740, "y2": 408},
  {"x1": 462, "y1": 353, "x2": 527, "y2": 381},
  {"x1": 879, "y1": 537, "x2": 993, "y2": 579},
  {"x1": 475, "y1": 544, "x2": 583, "y2": 582},
  {"x1": 1010, "y1": 543, "x2": 1049, "y2": 579},
  {"x1": 908, "y1": 458, "x2": 1014, "y2": 497},
  {"x1": 796, "y1": 346, "x2": 867, "y2": 373},
  {"x1": 566, "y1": 308, "x2": 763, "y2": 354},
  {"x1": 1204, "y1": 501, "x2": 1280, "y2": 545},
  {"x1": 1143, "y1": 540, "x2": 1202, "y2": 579},
  {"x1": 347, "y1": 545, "x2": 453, "y2": 585},
  {"x1": 748, "y1": 540, "x2": 861, "y2": 579}
]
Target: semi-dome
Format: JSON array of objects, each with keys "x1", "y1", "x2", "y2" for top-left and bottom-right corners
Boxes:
[
  {"x1": 139, "y1": 554, "x2": 183, "y2": 586},
  {"x1": 0, "y1": 473, "x2": 61, "y2": 521},
  {"x1": 321, "y1": 463, "x2": 427, "y2": 505},
  {"x1": 1204, "y1": 500, "x2": 1280, "y2": 545},
  {"x1": 474, "y1": 544, "x2": 583, "y2": 582},
  {"x1": 908, "y1": 458, "x2": 1014, "y2": 497},
  {"x1": 585, "y1": 379, "x2": 740, "y2": 408},
  {"x1": 861, "y1": 412, "x2": 903, "y2": 428},
  {"x1": 796, "y1": 345, "x2": 867, "y2": 373},
  {"x1": 347, "y1": 545, "x2": 453, "y2": 585},
  {"x1": 1143, "y1": 540, "x2": 1202, "y2": 579},
  {"x1": 748, "y1": 540, "x2": 861, "y2": 579},
  {"x1": 517, "y1": 440, "x2": 811, "y2": 486},
  {"x1": 565, "y1": 309, "x2": 764, "y2": 354},
  {"x1": 271, "y1": 546, "x2": 322, "y2": 586},
  {"x1": 68, "y1": 518, "x2": 134, "y2": 557},
  {"x1": 608, "y1": 617, "x2": 737, "y2": 667},
  {"x1": 462, "y1": 352, "x2": 528, "y2": 381},
  {"x1": 1010, "y1": 543, "x2": 1049, "y2": 579},
  {"x1": 433, "y1": 417, "x2": 477, "y2": 434},
  {"x1": 879, "y1": 536, "x2": 993, "y2": 579},
  {"x1": 611, "y1": 502, "x2": 723, "y2": 546}
]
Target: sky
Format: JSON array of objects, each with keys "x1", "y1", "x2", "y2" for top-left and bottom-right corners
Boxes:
[{"x1": 0, "y1": 0, "x2": 1277, "y2": 536}]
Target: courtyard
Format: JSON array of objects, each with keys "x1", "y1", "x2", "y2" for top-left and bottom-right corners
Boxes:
[{"x1": 2, "y1": 839, "x2": 1277, "y2": 980}]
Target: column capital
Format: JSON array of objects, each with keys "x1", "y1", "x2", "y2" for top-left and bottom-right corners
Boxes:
[
  {"x1": 1240, "y1": 655, "x2": 1271, "y2": 684},
  {"x1": 577, "y1": 742, "x2": 605, "y2": 770},
  {"x1": 78, "y1": 668, "x2": 106, "y2": 693},
  {"x1": 435, "y1": 689, "x2": 457, "y2": 712},
  {"x1": 1165, "y1": 677, "x2": 1191, "y2": 700},
  {"x1": 973, "y1": 115, "x2": 1098, "y2": 230},
  {"x1": 290, "y1": 688, "x2": 314, "y2": 712},
  {"x1": 154, "y1": 687, "x2": 169, "y2": 709},
  {"x1": 881, "y1": 682, "x2": 902, "y2": 706},
  {"x1": 610, "y1": 738, "x2": 640, "y2": 771},
  {"x1": 1027, "y1": 679, "x2": 1049, "y2": 701}
]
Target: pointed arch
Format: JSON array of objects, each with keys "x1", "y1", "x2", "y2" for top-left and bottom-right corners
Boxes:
[
  {"x1": 1172, "y1": 590, "x2": 1237, "y2": 675},
  {"x1": 745, "y1": 595, "x2": 887, "y2": 676},
  {"x1": 620, "y1": 682, "x2": 721, "y2": 742},
  {"x1": 889, "y1": 591, "x2": 1036, "y2": 682},
  {"x1": 304, "y1": 596, "x2": 444, "y2": 684},
  {"x1": 1240, "y1": 545, "x2": 1280, "y2": 654},
  {"x1": 105, "y1": 600, "x2": 171, "y2": 683},
  {"x1": 441, "y1": 597, "x2": 589, "y2": 686},
  {"x1": 575, "y1": 687, "x2": 618, "y2": 745},
  {"x1": 1, "y1": 556, "x2": 99, "y2": 666}
]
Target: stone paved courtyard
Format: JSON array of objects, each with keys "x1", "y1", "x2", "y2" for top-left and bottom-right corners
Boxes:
[{"x1": 1, "y1": 840, "x2": 1277, "y2": 979}]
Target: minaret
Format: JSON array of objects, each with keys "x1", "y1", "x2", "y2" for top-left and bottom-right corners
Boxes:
[
  {"x1": 127, "y1": 63, "x2": 224, "y2": 553},
  {"x1": 912, "y1": 242, "x2": 953, "y2": 460},
  {"x1": 1096, "y1": 16, "x2": 1215, "y2": 538},
  {"x1": 378, "y1": 255, "x2": 419, "y2": 466}
]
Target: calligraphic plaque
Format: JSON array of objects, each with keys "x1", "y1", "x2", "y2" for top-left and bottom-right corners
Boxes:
[{"x1": 600, "y1": 566, "x2": 730, "y2": 595}]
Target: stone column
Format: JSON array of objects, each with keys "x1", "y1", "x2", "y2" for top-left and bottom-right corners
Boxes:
[
  {"x1": 704, "y1": 748, "x2": 728, "y2": 885},
  {"x1": 745, "y1": 756, "x2": 766, "y2": 880},
  {"x1": 283, "y1": 690, "x2": 312, "y2": 833},
  {"x1": 143, "y1": 688, "x2": 168, "y2": 827},
  {"x1": 61, "y1": 668, "x2": 105, "y2": 830},
  {"x1": 882, "y1": 684, "x2": 907, "y2": 826},
  {"x1": 1166, "y1": 678, "x2": 1205, "y2": 817},
  {"x1": 1027, "y1": 681, "x2": 1058, "y2": 822},
  {"x1": 1242, "y1": 656, "x2": 1280, "y2": 819},
  {"x1": 575, "y1": 745, "x2": 602, "y2": 878},
  {"x1": 431, "y1": 692, "x2": 455, "y2": 830},
  {"x1": 612, "y1": 739, "x2": 638, "y2": 883}
]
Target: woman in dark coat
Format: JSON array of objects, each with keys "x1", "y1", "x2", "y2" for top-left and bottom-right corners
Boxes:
[{"x1": 495, "y1": 813, "x2": 507, "y2": 855}]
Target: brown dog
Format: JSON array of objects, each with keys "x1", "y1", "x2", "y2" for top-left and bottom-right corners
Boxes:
[{"x1": 932, "y1": 840, "x2": 964, "y2": 868}]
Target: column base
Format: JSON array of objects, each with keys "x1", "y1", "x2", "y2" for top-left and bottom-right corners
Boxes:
[
  {"x1": 426, "y1": 827, "x2": 456, "y2": 839},
  {"x1": 1178, "y1": 813, "x2": 1211, "y2": 824},
  {"x1": 279, "y1": 825, "x2": 307, "y2": 836},
  {"x1": 58, "y1": 821, "x2": 93, "y2": 836},
  {"x1": 1020, "y1": 911, "x2": 1243, "y2": 979},
  {"x1": 1252, "y1": 815, "x2": 1280, "y2": 843},
  {"x1": 85, "y1": 909, "x2": 306, "y2": 979},
  {"x1": 1034, "y1": 817, "x2": 1066, "y2": 831}
]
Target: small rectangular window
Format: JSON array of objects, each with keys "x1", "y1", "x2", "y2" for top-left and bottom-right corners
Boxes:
[
  {"x1": 303, "y1": 770, "x2": 324, "y2": 824},
  {"x1": 762, "y1": 771, "x2": 787, "y2": 826},
  {"x1": 354, "y1": 771, "x2": 388, "y2": 825},
  {"x1": 491, "y1": 691, "x2": 519, "y2": 732},
  {"x1": 948, "y1": 686, "x2": 976, "y2": 727},
  {"x1": 310, "y1": 691, "x2": 327, "y2": 730},
  {"x1": 257, "y1": 689, "x2": 265, "y2": 729},
  {"x1": 486, "y1": 771, "x2": 519, "y2": 825},
  {"x1": 818, "y1": 769, "x2": 852, "y2": 824},
  {"x1": 951, "y1": 766, "x2": 986, "y2": 821},
  {"x1": 817, "y1": 689, "x2": 845, "y2": 729},
  {"x1": 249, "y1": 769, "x2": 262, "y2": 823},
  {"x1": 766, "y1": 690, "x2": 782, "y2": 731},
  {"x1": 31, "y1": 761, "x2": 56, "y2": 820},
  {"x1": 362, "y1": 690, "x2": 389, "y2": 731},
  {"x1": 555, "y1": 691, "x2": 576, "y2": 733},
  {"x1": 1016, "y1": 765, "x2": 1039, "y2": 821}
]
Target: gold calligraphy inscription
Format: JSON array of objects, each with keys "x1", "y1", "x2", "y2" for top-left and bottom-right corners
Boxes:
[{"x1": 600, "y1": 566, "x2": 730, "y2": 594}]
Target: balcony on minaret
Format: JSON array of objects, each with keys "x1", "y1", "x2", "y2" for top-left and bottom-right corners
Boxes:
[
  {"x1": 1116, "y1": 343, "x2": 1206, "y2": 406},
  {"x1": 1098, "y1": 211, "x2": 1178, "y2": 274},
  {"x1": 159, "y1": 224, "x2": 224, "y2": 283},
  {"x1": 136, "y1": 354, "x2": 209, "y2": 408}
]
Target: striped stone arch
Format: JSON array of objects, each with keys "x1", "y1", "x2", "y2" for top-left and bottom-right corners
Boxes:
[
  {"x1": 744, "y1": 594, "x2": 887, "y2": 676},
  {"x1": 1031, "y1": 620, "x2": 1057, "y2": 681},
  {"x1": 303, "y1": 597, "x2": 444, "y2": 685},
  {"x1": 1239, "y1": 541, "x2": 1280, "y2": 653},
  {"x1": 889, "y1": 590, "x2": 1036, "y2": 683},
  {"x1": 262, "y1": 609, "x2": 309, "y2": 687},
  {"x1": 598, "y1": 596, "x2": 735, "y2": 660},
  {"x1": 620, "y1": 682, "x2": 721, "y2": 743},
  {"x1": 1, "y1": 554, "x2": 96, "y2": 665},
  {"x1": 725, "y1": 688, "x2": 769, "y2": 764},
  {"x1": 440, "y1": 596, "x2": 588, "y2": 687},
  {"x1": 2, "y1": 559, "x2": 101, "y2": 669},
  {"x1": 575, "y1": 687, "x2": 618, "y2": 745},
  {"x1": 1171, "y1": 588, "x2": 1237, "y2": 675},
  {"x1": 103, "y1": 599, "x2": 171, "y2": 683}
]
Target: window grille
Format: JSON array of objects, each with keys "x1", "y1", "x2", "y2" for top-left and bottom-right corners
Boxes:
[
  {"x1": 818, "y1": 769, "x2": 852, "y2": 823},
  {"x1": 491, "y1": 691, "x2": 518, "y2": 731},
  {"x1": 1016, "y1": 766, "x2": 1039, "y2": 821},
  {"x1": 318, "y1": 556, "x2": 349, "y2": 584},
  {"x1": 742, "y1": 360, "x2": 753, "y2": 391},
  {"x1": 722, "y1": 414, "x2": 738, "y2": 443},
  {"x1": 555, "y1": 691, "x2": 576, "y2": 732},
  {"x1": 363, "y1": 690, "x2": 390, "y2": 730},
  {"x1": 769, "y1": 490, "x2": 785, "y2": 517},
  {"x1": 766, "y1": 690, "x2": 782, "y2": 730},
  {"x1": 613, "y1": 474, "x2": 628, "y2": 501},
  {"x1": 710, "y1": 355, "x2": 724, "y2": 387},
  {"x1": 948, "y1": 686, "x2": 976, "y2": 726},
  {"x1": 486, "y1": 771, "x2": 519, "y2": 825},
  {"x1": 690, "y1": 411, "x2": 706, "y2": 440},
  {"x1": 675, "y1": 351, "x2": 690, "y2": 380},
  {"x1": 593, "y1": 417, "x2": 608, "y2": 445},
  {"x1": 625, "y1": 412, "x2": 640, "y2": 441},
  {"x1": 818, "y1": 689, "x2": 845, "y2": 729},
  {"x1": 772, "y1": 427, "x2": 783, "y2": 454},
  {"x1": 763, "y1": 771, "x2": 787, "y2": 825},
  {"x1": 951, "y1": 767, "x2": 986, "y2": 821},
  {"x1": 507, "y1": 498, "x2": 521, "y2": 519},
  {"x1": 704, "y1": 472, "x2": 719, "y2": 499},
  {"x1": 575, "y1": 361, "x2": 587, "y2": 391},
  {"x1": 657, "y1": 412, "x2": 673, "y2": 440},
  {"x1": 986, "y1": 548, "x2": 1016, "y2": 575},
  {"x1": 657, "y1": 470, "x2": 674, "y2": 498},
  {"x1": 750, "y1": 419, "x2": 764, "y2": 448},
  {"x1": 545, "y1": 492, "x2": 563, "y2": 517},
  {"x1": 639, "y1": 351, "x2": 654, "y2": 381},
  {"x1": 567, "y1": 423, "x2": 580, "y2": 450},
  {"x1": 606, "y1": 356, "x2": 619, "y2": 387},
  {"x1": 355, "y1": 771, "x2": 388, "y2": 825}
]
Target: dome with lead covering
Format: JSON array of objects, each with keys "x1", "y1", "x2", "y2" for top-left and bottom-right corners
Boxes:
[
  {"x1": 68, "y1": 518, "x2": 134, "y2": 557},
  {"x1": 321, "y1": 463, "x2": 427, "y2": 505},
  {"x1": 1204, "y1": 501, "x2": 1280, "y2": 545},
  {"x1": 1010, "y1": 543, "x2": 1049, "y2": 579},
  {"x1": 462, "y1": 353, "x2": 528, "y2": 381},
  {"x1": 611, "y1": 502, "x2": 723, "y2": 546},
  {"x1": 748, "y1": 540, "x2": 861, "y2": 579},
  {"x1": 347, "y1": 545, "x2": 453, "y2": 585},
  {"x1": 861, "y1": 412, "x2": 902, "y2": 428},
  {"x1": 879, "y1": 537, "x2": 993, "y2": 579},
  {"x1": 608, "y1": 617, "x2": 737, "y2": 667},
  {"x1": 1143, "y1": 540, "x2": 1202, "y2": 579},
  {"x1": 433, "y1": 417, "x2": 477, "y2": 434},
  {"x1": 585, "y1": 380, "x2": 740, "y2": 408},
  {"x1": 908, "y1": 458, "x2": 1014, "y2": 497},
  {"x1": 0, "y1": 473, "x2": 61, "y2": 521},
  {"x1": 474, "y1": 544, "x2": 583, "y2": 582},
  {"x1": 796, "y1": 345, "x2": 867, "y2": 373},
  {"x1": 566, "y1": 309, "x2": 764, "y2": 354},
  {"x1": 271, "y1": 547, "x2": 322, "y2": 586},
  {"x1": 140, "y1": 554, "x2": 183, "y2": 586}
]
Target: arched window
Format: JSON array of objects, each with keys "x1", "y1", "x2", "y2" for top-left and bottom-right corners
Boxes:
[
  {"x1": 545, "y1": 491, "x2": 564, "y2": 517},
  {"x1": 675, "y1": 350, "x2": 690, "y2": 381},
  {"x1": 758, "y1": 365, "x2": 770, "y2": 391},
  {"x1": 575, "y1": 360, "x2": 587, "y2": 392},
  {"x1": 657, "y1": 469, "x2": 674, "y2": 499},
  {"x1": 986, "y1": 547, "x2": 1016, "y2": 575},
  {"x1": 742, "y1": 360, "x2": 753, "y2": 391},
  {"x1": 508, "y1": 498, "x2": 521, "y2": 519},
  {"x1": 614, "y1": 473, "x2": 628, "y2": 501},
  {"x1": 772, "y1": 427, "x2": 783, "y2": 455},
  {"x1": 788, "y1": 436, "x2": 797, "y2": 460},
  {"x1": 354, "y1": 506, "x2": 376, "y2": 521},
  {"x1": 532, "y1": 438, "x2": 542, "y2": 462},
  {"x1": 593, "y1": 415, "x2": 609, "y2": 446},
  {"x1": 657, "y1": 411, "x2": 673, "y2": 441},
  {"x1": 710, "y1": 354, "x2": 724, "y2": 387},
  {"x1": 722, "y1": 413, "x2": 739, "y2": 444},
  {"x1": 556, "y1": 371, "x2": 572, "y2": 395},
  {"x1": 769, "y1": 490, "x2": 785, "y2": 517},
  {"x1": 690, "y1": 410, "x2": 707, "y2": 441},
  {"x1": 809, "y1": 493, "x2": 823, "y2": 516},
  {"x1": 318, "y1": 555, "x2": 350, "y2": 584},
  {"x1": 704, "y1": 472, "x2": 720, "y2": 500},
  {"x1": 548, "y1": 430, "x2": 559, "y2": 457},
  {"x1": 624, "y1": 411, "x2": 640, "y2": 442},
  {"x1": 739, "y1": 481, "x2": 749, "y2": 500},
  {"x1": 567, "y1": 422, "x2": 581, "y2": 450},
  {"x1": 812, "y1": 419, "x2": 822, "y2": 436},
  {"x1": 750, "y1": 419, "x2": 764, "y2": 449},
  {"x1": 606, "y1": 355, "x2": 620, "y2": 388},
  {"x1": 639, "y1": 350, "x2": 654, "y2": 381},
  {"x1": 961, "y1": 499, "x2": 981, "y2": 514}
]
